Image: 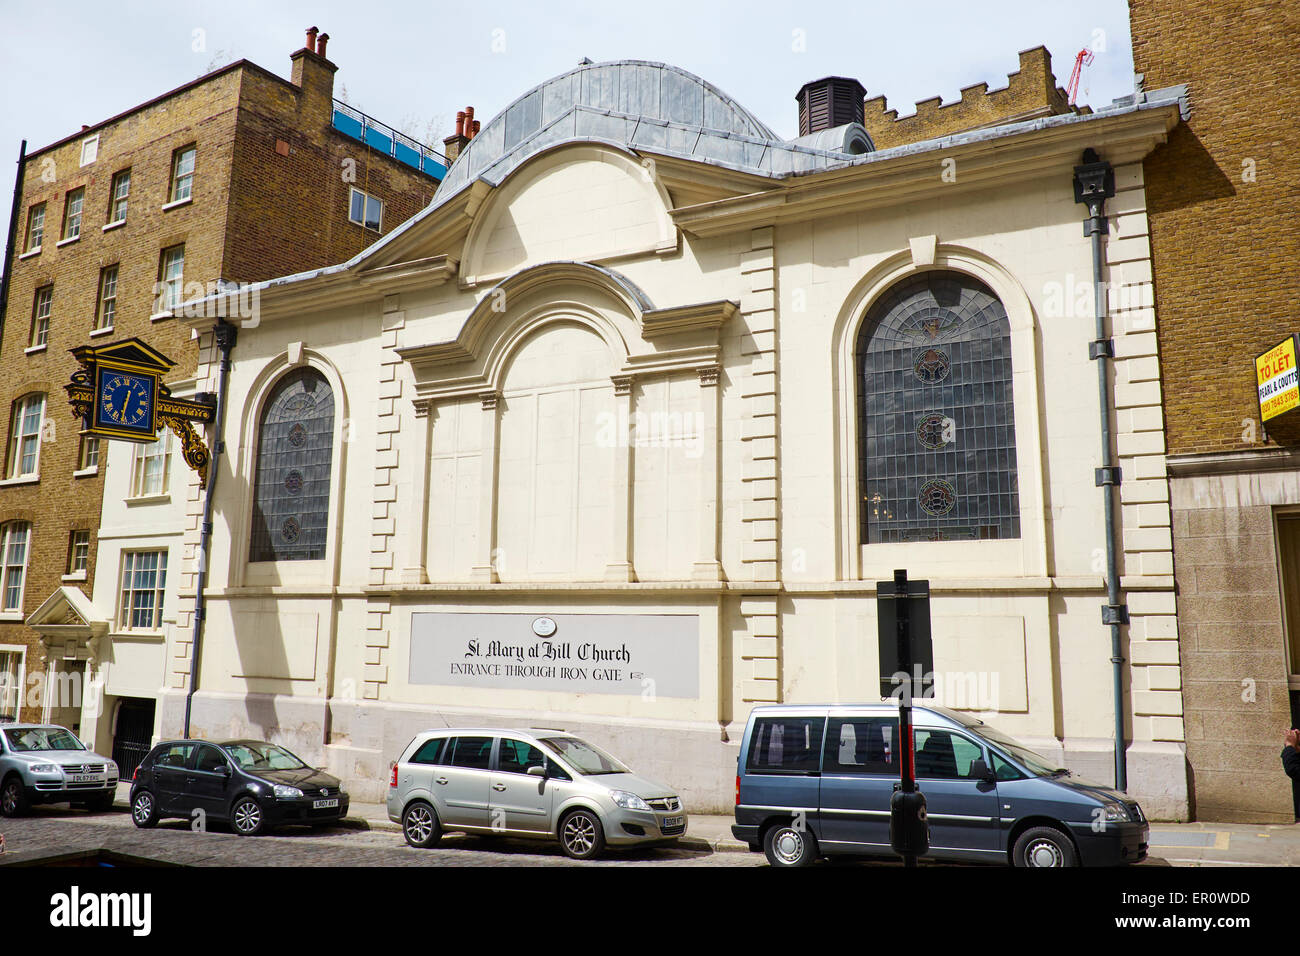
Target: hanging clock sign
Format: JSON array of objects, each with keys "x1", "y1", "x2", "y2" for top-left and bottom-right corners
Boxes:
[
  {"x1": 93, "y1": 361, "x2": 159, "y2": 441},
  {"x1": 66, "y1": 337, "x2": 219, "y2": 484}
]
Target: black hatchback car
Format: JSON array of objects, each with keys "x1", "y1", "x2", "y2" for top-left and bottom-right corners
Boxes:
[{"x1": 130, "y1": 739, "x2": 349, "y2": 835}]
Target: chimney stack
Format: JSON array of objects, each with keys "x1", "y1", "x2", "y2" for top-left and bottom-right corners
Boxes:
[
  {"x1": 443, "y1": 106, "x2": 477, "y2": 162},
  {"x1": 290, "y1": 27, "x2": 338, "y2": 122},
  {"x1": 796, "y1": 76, "x2": 867, "y2": 135}
]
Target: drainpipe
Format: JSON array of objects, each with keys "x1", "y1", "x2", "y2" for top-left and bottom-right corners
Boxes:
[
  {"x1": 0, "y1": 140, "x2": 27, "y2": 347},
  {"x1": 183, "y1": 319, "x2": 238, "y2": 738},
  {"x1": 1073, "y1": 148, "x2": 1127, "y2": 791}
]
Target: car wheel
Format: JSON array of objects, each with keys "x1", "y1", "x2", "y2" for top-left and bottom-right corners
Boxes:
[
  {"x1": 402, "y1": 800, "x2": 441, "y2": 848},
  {"x1": 763, "y1": 821, "x2": 819, "y2": 867},
  {"x1": 559, "y1": 808, "x2": 605, "y2": 860},
  {"x1": 1012, "y1": 826, "x2": 1078, "y2": 868},
  {"x1": 231, "y1": 796, "x2": 266, "y2": 836},
  {"x1": 131, "y1": 790, "x2": 158, "y2": 828},
  {"x1": 1, "y1": 775, "x2": 28, "y2": 818}
]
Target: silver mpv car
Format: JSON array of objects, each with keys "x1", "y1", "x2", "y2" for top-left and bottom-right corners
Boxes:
[{"x1": 387, "y1": 729, "x2": 687, "y2": 859}]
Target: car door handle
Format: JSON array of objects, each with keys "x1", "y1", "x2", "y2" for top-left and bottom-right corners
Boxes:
[
  {"x1": 435, "y1": 777, "x2": 448, "y2": 785},
  {"x1": 492, "y1": 783, "x2": 507, "y2": 791}
]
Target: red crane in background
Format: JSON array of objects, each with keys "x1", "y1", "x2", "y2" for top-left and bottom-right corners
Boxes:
[{"x1": 1067, "y1": 47, "x2": 1094, "y2": 106}]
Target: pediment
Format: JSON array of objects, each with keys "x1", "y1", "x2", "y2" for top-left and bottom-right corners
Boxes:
[
  {"x1": 69, "y1": 337, "x2": 178, "y2": 374},
  {"x1": 460, "y1": 144, "x2": 677, "y2": 288},
  {"x1": 26, "y1": 586, "x2": 110, "y2": 637}
]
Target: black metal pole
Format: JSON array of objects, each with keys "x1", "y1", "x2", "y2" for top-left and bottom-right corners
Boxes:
[
  {"x1": 895, "y1": 569, "x2": 916, "y2": 867},
  {"x1": 1074, "y1": 149, "x2": 1127, "y2": 792},
  {"x1": 183, "y1": 320, "x2": 237, "y2": 738}
]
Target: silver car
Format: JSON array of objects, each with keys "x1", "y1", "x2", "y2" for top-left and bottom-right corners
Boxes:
[
  {"x1": 386, "y1": 728, "x2": 687, "y2": 859},
  {"x1": 0, "y1": 723, "x2": 119, "y2": 816}
]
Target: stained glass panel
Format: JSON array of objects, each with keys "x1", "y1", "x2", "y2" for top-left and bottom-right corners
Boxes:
[
  {"x1": 857, "y1": 272, "x2": 1020, "y2": 544},
  {"x1": 249, "y1": 369, "x2": 334, "y2": 562}
]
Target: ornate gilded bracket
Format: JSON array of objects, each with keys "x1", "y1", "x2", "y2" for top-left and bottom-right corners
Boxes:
[{"x1": 159, "y1": 415, "x2": 212, "y2": 489}]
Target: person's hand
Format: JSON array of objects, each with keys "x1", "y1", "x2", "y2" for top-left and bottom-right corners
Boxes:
[{"x1": 1285, "y1": 728, "x2": 1300, "y2": 750}]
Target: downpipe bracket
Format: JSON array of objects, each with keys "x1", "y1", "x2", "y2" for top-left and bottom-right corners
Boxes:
[
  {"x1": 1102, "y1": 604, "x2": 1130, "y2": 626},
  {"x1": 1094, "y1": 466, "x2": 1122, "y2": 487}
]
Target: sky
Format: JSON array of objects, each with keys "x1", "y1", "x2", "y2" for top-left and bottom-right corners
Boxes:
[{"x1": 0, "y1": 0, "x2": 1136, "y2": 243}]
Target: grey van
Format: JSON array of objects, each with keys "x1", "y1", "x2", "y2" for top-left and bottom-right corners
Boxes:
[{"x1": 732, "y1": 703, "x2": 1148, "y2": 868}]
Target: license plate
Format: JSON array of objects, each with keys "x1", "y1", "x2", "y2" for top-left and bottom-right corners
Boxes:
[
  {"x1": 662, "y1": 815, "x2": 683, "y2": 828},
  {"x1": 68, "y1": 774, "x2": 102, "y2": 783},
  {"x1": 313, "y1": 798, "x2": 339, "y2": 809}
]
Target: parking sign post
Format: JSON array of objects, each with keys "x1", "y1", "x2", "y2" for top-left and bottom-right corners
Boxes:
[{"x1": 879, "y1": 568, "x2": 931, "y2": 866}]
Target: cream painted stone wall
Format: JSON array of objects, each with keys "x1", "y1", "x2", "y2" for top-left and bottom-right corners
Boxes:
[{"x1": 143, "y1": 138, "x2": 1187, "y2": 817}]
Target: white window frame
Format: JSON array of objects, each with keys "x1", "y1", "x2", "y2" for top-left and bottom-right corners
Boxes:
[
  {"x1": 62, "y1": 187, "x2": 84, "y2": 240},
  {"x1": 348, "y1": 187, "x2": 383, "y2": 232},
  {"x1": 96, "y1": 264, "x2": 118, "y2": 331},
  {"x1": 0, "y1": 645, "x2": 26, "y2": 720},
  {"x1": 108, "y1": 169, "x2": 130, "y2": 224},
  {"x1": 0, "y1": 523, "x2": 31, "y2": 615},
  {"x1": 24, "y1": 203, "x2": 44, "y2": 253},
  {"x1": 80, "y1": 134, "x2": 99, "y2": 166},
  {"x1": 118, "y1": 550, "x2": 168, "y2": 632},
  {"x1": 156, "y1": 245, "x2": 184, "y2": 314},
  {"x1": 77, "y1": 435, "x2": 100, "y2": 474},
  {"x1": 169, "y1": 145, "x2": 195, "y2": 203},
  {"x1": 68, "y1": 530, "x2": 90, "y2": 575},
  {"x1": 7, "y1": 394, "x2": 46, "y2": 479},
  {"x1": 29, "y1": 286, "x2": 52, "y2": 349},
  {"x1": 130, "y1": 429, "x2": 172, "y2": 498}
]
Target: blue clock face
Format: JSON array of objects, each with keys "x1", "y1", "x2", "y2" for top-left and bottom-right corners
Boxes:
[{"x1": 98, "y1": 371, "x2": 154, "y2": 432}]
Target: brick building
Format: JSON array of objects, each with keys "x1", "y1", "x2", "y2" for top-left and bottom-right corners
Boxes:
[
  {"x1": 859, "y1": 46, "x2": 1089, "y2": 149},
  {"x1": 0, "y1": 28, "x2": 442, "y2": 766},
  {"x1": 1131, "y1": 0, "x2": 1300, "y2": 822}
]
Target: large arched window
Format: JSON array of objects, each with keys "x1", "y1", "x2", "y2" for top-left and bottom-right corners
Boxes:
[
  {"x1": 249, "y1": 368, "x2": 334, "y2": 562},
  {"x1": 857, "y1": 271, "x2": 1019, "y2": 544}
]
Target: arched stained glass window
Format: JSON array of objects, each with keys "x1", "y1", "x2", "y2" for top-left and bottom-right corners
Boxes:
[
  {"x1": 857, "y1": 271, "x2": 1020, "y2": 544},
  {"x1": 249, "y1": 368, "x2": 334, "y2": 562}
]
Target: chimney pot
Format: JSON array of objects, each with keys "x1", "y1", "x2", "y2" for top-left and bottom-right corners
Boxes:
[
  {"x1": 455, "y1": 111, "x2": 466, "y2": 137},
  {"x1": 306, "y1": 26, "x2": 318, "y2": 53},
  {"x1": 316, "y1": 32, "x2": 329, "y2": 59},
  {"x1": 471, "y1": 120, "x2": 480, "y2": 136}
]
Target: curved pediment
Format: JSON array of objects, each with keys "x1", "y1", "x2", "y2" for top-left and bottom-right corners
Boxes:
[
  {"x1": 460, "y1": 144, "x2": 677, "y2": 287},
  {"x1": 397, "y1": 260, "x2": 737, "y2": 402}
]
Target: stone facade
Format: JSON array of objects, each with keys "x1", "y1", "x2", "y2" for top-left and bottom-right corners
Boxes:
[{"x1": 158, "y1": 59, "x2": 1191, "y2": 820}]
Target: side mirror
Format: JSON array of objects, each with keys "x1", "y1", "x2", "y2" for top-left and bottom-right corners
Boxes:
[
  {"x1": 218, "y1": 764, "x2": 232, "y2": 777},
  {"x1": 526, "y1": 765, "x2": 547, "y2": 777},
  {"x1": 970, "y1": 759, "x2": 995, "y2": 783}
]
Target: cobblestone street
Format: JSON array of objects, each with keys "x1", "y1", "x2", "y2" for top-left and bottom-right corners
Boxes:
[{"x1": 0, "y1": 806, "x2": 765, "y2": 867}]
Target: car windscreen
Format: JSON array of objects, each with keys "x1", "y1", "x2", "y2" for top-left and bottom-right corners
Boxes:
[
  {"x1": 539, "y1": 737, "x2": 628, "y2": 775},
  {"x1": 969, "y1": 724, "x2": 1062, "y2": 776},
  {"x1": 222, "y1": 742, "x2": 307, "y2": 771},
  {"x1": 4, "y1": 727, "x2": 84, "y2": 752}
]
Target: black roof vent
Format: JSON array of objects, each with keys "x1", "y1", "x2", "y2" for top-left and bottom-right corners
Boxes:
[{"x1": 796, "y1": 77, "x2": 867, "y2": 136}]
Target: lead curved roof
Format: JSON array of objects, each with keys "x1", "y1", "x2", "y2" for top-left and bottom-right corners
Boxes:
[{"x1": 437, "y1": 60, "x2": 779, "y2": 196}]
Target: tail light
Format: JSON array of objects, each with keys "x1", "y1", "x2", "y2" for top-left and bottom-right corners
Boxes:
[
  {"x1": 389, "y1": 763, "x2": 398, "y2": 788},
  {"x1": 132, "y1": 766, "x2": 139, "y2": 781},
  {"x1": 735, "y1": 774, "x2": 740, "y2": 805}
]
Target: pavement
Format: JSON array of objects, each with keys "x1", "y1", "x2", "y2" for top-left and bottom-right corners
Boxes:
[{"x1": 100, "y1": 782, "x2": 1300, "y2": 865}]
